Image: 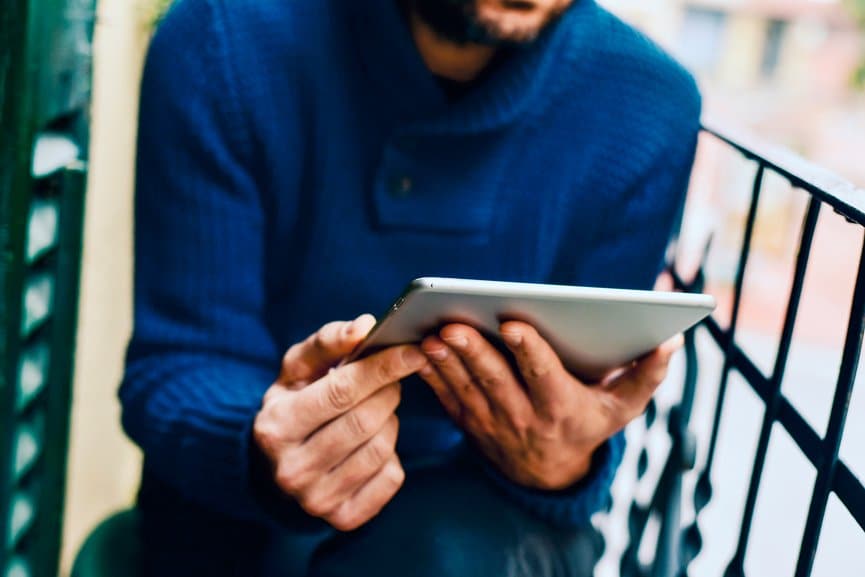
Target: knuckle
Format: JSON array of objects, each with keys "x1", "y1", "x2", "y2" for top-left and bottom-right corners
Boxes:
[
  {"x1": 324, "y1": 373, "x2": 355, "y2": 411},
  {"x1": 312, "y1": 330, "x2": 329, "y2": 353},
  {"x1": 329, "y1": 506, "x2": 361, "y2": 532},
  {"x1": 509, "y1": 414, "x2": 530, "y2": 436},
  {"x1": 339, "y1": 467, "x2": 370, "y2": 493},
  {"x1": 382, "y1": 383, "x2": 402, "y2": 411},
  {"x1": 299, "y1": 493, "x2": 332, "y2": 518},
  {"x1": 262, "y1": 385, "x2": 281, "y2": 407},
  {"x1": 526, "y1": 362, "x2": 551, "y2": 381},
  {"x1": 478, "y1": 372, "x2": 504, "y2": 391},
  {"x1": 281, "y1": 348, "x2": 308, "y2": 380},
  {"x1": 252, "y1": 418, "x2": 280, "y2": 454},
  {"x1": 260, "y1": 397, "x2": 305, "y2": 444},
  {"x1": 534, "y1": 413, "x2": 560, "y2": 436},
  {"x1": 539, "y1": 401, "x2": 564, "y2": 423},
  {"x1": 463, "y1": 413, "x2": 486, "y2": 435},
  {"x1": 374, "y1": 353, "x2": 401, "y2": 384},
  {"x1": 345, "y1": 409, "x2": 371, "y2": 438},
  {"x1": 281, "y1": 346, "x2": 297, "y2": 370},
  {"x1": 386, "y1": 461, "x2": 406, "y2": 489},
  {"x1": 365, "y1": 435, "x2": 393, "y2": 470},
  {"x1": 275, "y1": 461, "x2": 305, "y2": 494}
]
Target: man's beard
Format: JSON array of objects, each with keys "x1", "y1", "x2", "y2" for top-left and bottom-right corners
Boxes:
[{"x1": 410, "y1": 0, "x2": 541, "y2": 46}]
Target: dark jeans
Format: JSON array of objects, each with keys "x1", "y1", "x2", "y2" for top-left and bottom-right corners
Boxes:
[{"x1": 139, "y1": 455, "x2": 602, "y2": 577}]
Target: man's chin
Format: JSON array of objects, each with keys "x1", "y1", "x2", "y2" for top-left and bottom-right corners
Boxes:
[
  {"x1": 474, "y1": 6, "x2": 549, "y2": 43},
  {"x1": 478, "y1": 23, "x2": 542, "y2": 44},
  {"x1": 411, "y1": 0, "x2": 555, "y2": 46}
]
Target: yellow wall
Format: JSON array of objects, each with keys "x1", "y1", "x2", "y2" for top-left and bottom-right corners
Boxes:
[{"x1": 61, "y1": 0, "x2": 152, "y2": 572}]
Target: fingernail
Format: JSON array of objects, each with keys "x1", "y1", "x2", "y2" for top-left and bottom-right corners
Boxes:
[
  {"x1": 356, "y1": 313, "x2": 375, "y2": 326},
  {"x1": 419, "y1": 364, "x2": 433, "y2": 377},
  {"x1": 501, "y1": 331, "x2": 522, "y2": 347},
  {"x1": 348, "y1": 314, "x2": 375, "y2": 338},
  {"x1": 425, "y1": 346, "x2": 448, "y2": 362},
  {"x1": 403, "y1": 347, "x2": 427, "y2": 368},
  {"x1": 442, "y1": 335, "x2": 468, "y2": 349}
]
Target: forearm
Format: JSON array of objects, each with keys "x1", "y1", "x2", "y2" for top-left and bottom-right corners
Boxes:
[{"x1": 121, "y1": 352, "x2": 278, "y2": 524}]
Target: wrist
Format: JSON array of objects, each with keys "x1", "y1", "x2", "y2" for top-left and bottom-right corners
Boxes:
[
  {"x1": 494, "y1": 445, "x2": 597, "y2": 491},
  {"x1": 529, "y1": 449, "x2": 595, "y2": 491},
  {"x1": 478, "y1": 434, "x2": 626, "y2": 528}
]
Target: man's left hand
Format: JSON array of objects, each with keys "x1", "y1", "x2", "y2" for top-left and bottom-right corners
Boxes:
[{"x1": 418, "y1": 321, "x2": 682, "y2": 491}]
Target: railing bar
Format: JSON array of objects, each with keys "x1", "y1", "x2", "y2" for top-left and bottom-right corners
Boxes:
[
  {"x1": 703, "y1": 164, "x2": 765, "y2": 474},
  {"x1": 777, "y1": 399, "x2": 824, "y2": 470},
  {"x1": 726, "y1": 198, "x2": 821, "y2": 572},
  {"x1": 701, "y1": 124, "x2": 865, "y2": 226},
  {"x1": 833, "y1": 463, "x2": 865, "y2": 533},
  {"x1": 769, "y1": 199, "x2": 821, "y2": 388},
  {"x1": 794, "y1": 234, "x2": 865, "y2": 577},
  {"x1": 729, "y1": 346, "x2": 772, "y2": 402},
  {"x1": 689, "y1": 308, "x2": 827, "y2": 469},
  {"x1": 700, "y1": 314, "x2": 727, "y2": 345}
]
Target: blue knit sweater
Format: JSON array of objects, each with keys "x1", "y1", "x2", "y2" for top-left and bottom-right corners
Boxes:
[{"x1": 121, "y1": 0, "x2": 700, "y2": 532}]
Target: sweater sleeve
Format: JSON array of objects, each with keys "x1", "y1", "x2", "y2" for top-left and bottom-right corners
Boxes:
[
  {"x1": 120, "y1": 0, "x2": 295, "y2": 526},
  {"x1": 480, "y1": 129, "x2": 700, "y2": 529},
  {"x1": 572, "y1": 132, "x2": 700, "y2": 291}
]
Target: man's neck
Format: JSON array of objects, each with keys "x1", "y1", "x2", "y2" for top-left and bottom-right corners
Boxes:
[{"x1": 408, "y1": 9, "x2": 496, "y2": 82}]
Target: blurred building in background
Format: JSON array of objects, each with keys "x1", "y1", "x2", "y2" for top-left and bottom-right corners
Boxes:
[
  {"x1": 602, "y1": 0, "x2": 864, "y2": 345},
  {"x1": 605, "y1": 0, "x2": 864, "y2": 182}
]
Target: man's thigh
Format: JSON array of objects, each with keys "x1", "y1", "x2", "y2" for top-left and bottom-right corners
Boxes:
[{"x1": 302, "y1": 454, "x2": 602, "y2": 577}]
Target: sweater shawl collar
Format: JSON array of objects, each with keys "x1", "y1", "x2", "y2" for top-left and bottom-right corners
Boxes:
[{"x1": 351, "y1": 0, "x2": 598, "y2": 134}]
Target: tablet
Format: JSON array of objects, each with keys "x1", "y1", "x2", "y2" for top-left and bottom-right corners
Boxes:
[{"x1": 347, "y1": 277, "x2": 716, "y2": 376}]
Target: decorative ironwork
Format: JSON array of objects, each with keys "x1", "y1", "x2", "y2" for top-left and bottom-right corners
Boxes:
[{"x1": 619, "y1": 123, "x2": 865, "y2": 577}]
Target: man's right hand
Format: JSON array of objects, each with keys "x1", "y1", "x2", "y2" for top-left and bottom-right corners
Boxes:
[{"x1": 253, "y1": 315, "x2": 428, "y2": 531}]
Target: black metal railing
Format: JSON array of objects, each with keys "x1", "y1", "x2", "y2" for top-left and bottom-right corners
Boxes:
[{"x1": 618, "y1": 123, "x2": 865, "y2": 577}]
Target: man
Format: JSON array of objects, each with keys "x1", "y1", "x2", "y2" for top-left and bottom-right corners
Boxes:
[{"x1": 121, "y1": 0, "x2": 700, "y2": 575}]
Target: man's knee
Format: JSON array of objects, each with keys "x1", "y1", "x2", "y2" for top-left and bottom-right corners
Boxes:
[
  {"x1": 307, "y1": 463, "x2": 602, "y2": 577},
  {"x1": 309, "y1": 521, "x2": 599, "y2": 577}
]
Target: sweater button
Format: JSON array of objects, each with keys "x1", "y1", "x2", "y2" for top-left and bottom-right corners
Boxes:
[{"x1": 389, "y1": 176, "x2": 413, "y2": 198}]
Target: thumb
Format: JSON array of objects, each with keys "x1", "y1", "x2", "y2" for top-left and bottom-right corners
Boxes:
[
  {"x1": 603, "y1": 334, "x2": 683, "y2": 426},
  {"x1": 278, "y1": 314, "x2": 376, "y2": 387}
]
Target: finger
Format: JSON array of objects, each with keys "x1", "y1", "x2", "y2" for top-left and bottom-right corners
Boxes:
[
  {"x1": 298, "y1": 415, "x2": 400, "y2": 519},
  {"x1": 417, "y1": 364, "x2": 463, "y2": 424},
  {"x1": 605, "y1": 334, "x2": 683, "y2": 426},
  {"x1": 421, "y1": 335, "x2": 491, "y2": 423},
  {"x1": 327, "y1": 455, "x2": 405, "y2": 532},
  {"x1": 279, "y1": 314, "x2": 377, "y2": 387},
  {"x1": 499, "y1": 321, "x2": 574, "y2": 418},
  {"x1": 292, "y1": 344, "x2": 427, "y2": 433},
  {"x1": 438, "y1": 324, "x2": 533, "y2": 424},
  {"x1": 253, "y1": 385, "x2": 298, "y2": 464},
  {"x1": 303, "y1": 382, "x2": 401, "y2": 472}
]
